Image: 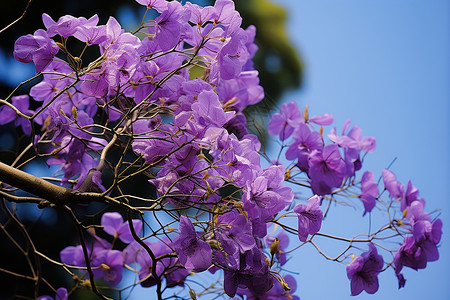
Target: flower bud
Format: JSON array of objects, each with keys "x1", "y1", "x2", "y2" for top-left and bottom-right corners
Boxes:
[
  {"x1": 223, "y1": 97, "x2": 236, "y2": 111},
  {"x1": 56, "y1": 42, "x2": 65, "y2": 50},
  {"x1": 402, "y1": 209, "x2": 408, "y2": 219},
  {"x1": 281, "y1": 280, "x2": 291, "y2": 291},
  {"x1": 303, "y1": 105, "x2": 309, "y2": 122},
  {"x1": 270, "y1": 238, "x2": 280, "y2": 256},
  {"x1": 205, "y1": 181, "x2": 214, "y2": 199},
  {"x1": 285, "y1": 169, "x2": 291, "y2": 180},
  {"x1": 72, "y1": 106, "x2": 78, "y2": 119},
  {"x1": 82, "y1": 279, "x2": 91, "y2": 289},
  {"x1": 166, "y1": 227, "x2": 176, "y2": 232},
  {"x1": 189, "y1": 287, "x2": 197, "y2": 300},
  {"x1": 207, "y1": 239, "x2": 221, "y2": 250}
]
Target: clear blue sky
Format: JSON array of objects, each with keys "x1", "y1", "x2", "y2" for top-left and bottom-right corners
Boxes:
[{"x1": 271, "y1": 0, "x2": 450, "y2": 299}]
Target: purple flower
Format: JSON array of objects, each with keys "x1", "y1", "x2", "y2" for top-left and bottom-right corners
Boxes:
[
  {"x1": 394, "y1": 216, "x2": 442, "y2": 275},
  {"x1": 294, "y1": 195, "x2": 323, "y2": 242},
  {"x1": 309, "y1": 113, "x2": 334, "y2": 125},
  {"x1": 224, "y1": 113, "x2": 249, "y2": 139},
  {"x1": 237, "y1": 275, "x2": 300, "y2": 300},
  {"x1": 328, "y1": 119, "x2": 376, "y2": 153},
  {"x1": 214, "y1": 29, "x2": 249, "y2": 80},
  {"x1": 60, "y1": 230, "x2": 122, "y2": 286},
  {"x1": 29, "y1": 63, "x2": 75, "y2": 105},
  {"x1": 42, "y1": 14, "x2": 82, "y2": 38},
  {"x1": 135, "y1": 0, "x2": 168, "y2": 12},
  {"x1": 243, "y1": 165, "x2": 294, "y2": 237},
  {"x1": 360, "y1": 171, "x2": 378, "y2": 215},
  {"x1": 101, "y1": 17, "x2": 140, "y2": 51},
  {"x1": 402, "y1": 180, "x2": 424, "y2": 212},
  {"x1": 130, "y1": 239, "x2": 188, "y2": 288},
  {"x1": 60, "y1": 232, "x2": 110, "y2": 270},
  {"x1": 0, "y1": 95, "x2": 34, "y2": 135},
  {"x1": 101, "y1": 212, "x2": 143, "y2": 244},
  {"x1": 132, "y1": 126, "x2": 175, "y2": 164},
  {"x1": 72, "y1": 15, "x2": 106, "y2": 45},
  {"x1": 79, "y1": 72, "x2": 109, "y2": 98},
  {"x1": 204, "y1": 127, "x2": 261, "y2": 186},
  {"x1": 216, "y1": 210, "x2": 255, "y2": 255},
  {"x1": 396, "y1": 273, "x2": 406, "y2": 289},
  {"x1": 381, "y1": 169, "x2": 404, "y2": 199},
  {"x1": 152, "y1": 1, "x2": 189, "y2": 52},
  {"x1": 46, "y1": 139, "x2": 98, "y2": 186},
  {"x1": 60, "y1": 245, "x2": 86, "y2": 268},
  {"x1": 173, "y1": 216, "x2": 212, "y2": 272},
  {"x1": 185, "y1": 2, "x2": 216, "y2": 26},
  {"x1": 191, "y1": 90, "x2": 235, "y2": 129},
  {"x1": 346, "y1": 243, "x2": 383, "y2": 296},
  {"x1": 268, "y1": 101, "x2": 302, "y2": 141},
  {"x1": 13, "y1": 29, "x2": 59, "y2": 73},
  {"x1": 413, "y1": 216, "x2": 442, "y2": 245},
  {"x1": 0, "y1": 102, "x2": 17, "y2": 125},
  {"x1": 216, "y1": 70, "x2": 264, "y2": 111},
  {"x1": 220, "y1": 247, "x2": 273, "y2": 297},
  {"x1": 213, "y1": 0, "x2": 242, "y2": 35},
  {"x1": 328, "y1": 120, "x2": 375, "y2": 177},
  {"x1": 37, "y1": 287, "x2": 68, "y2": 300},
  {"x1": 285, "y1": 122, "x2": 323, "y2": 172},
  {"x1": 92, "y1": 249, "x2": 124, "y2": 286},
  {"x1": 394, "y1": 235, "x2": 427, "y2": 273},
  {"x1": 308, "y1": 144, "x2": 346, "y2": 195}
]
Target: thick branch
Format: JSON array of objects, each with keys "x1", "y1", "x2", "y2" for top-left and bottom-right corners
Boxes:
[
  {"x1": 0, "y1": 162, "x2": 141, "y2": 213},
  {"x1": 0, "y1": 162, "x2": 71, "y2": 204}
]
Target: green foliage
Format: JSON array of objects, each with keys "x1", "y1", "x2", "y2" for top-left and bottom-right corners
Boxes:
[{"x1": 236, "y1": 0, "x2": 303, "y2": 100}]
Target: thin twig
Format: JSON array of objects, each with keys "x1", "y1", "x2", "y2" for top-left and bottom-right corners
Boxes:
[{"x1": 0, "y1": 0, "x2": 33, "y2": 35}]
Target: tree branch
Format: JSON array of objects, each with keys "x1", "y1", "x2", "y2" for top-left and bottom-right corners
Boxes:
[
  {"x1": 0, "y1": 0, "x2": 33, "y2": 35},
  {"x1": 0, "y1": 162, "x2": 142, "y2": 214}
]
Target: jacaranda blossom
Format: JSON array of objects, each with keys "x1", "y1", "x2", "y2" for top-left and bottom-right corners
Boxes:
[
  {"x1": 173, "y1": 216, "x2": 212, "y2": 272},
  {"x1": 101, "y1": 212, "x2": 143, "y2": 244},
  {"x1": 360, "y1": 170, "x2": 378, "y2": 215},
  {"x1": 346, "y1": 243, "x2": 383, "y2": 296},
  {"x1": 37, "y1": 287, "x2": 68, "y2": 300},
  {"x1": 268, "y1": 100, "x2": 302, "y2": 141},
  {"x1": 294, "y1": 195, "x2": 323, "y2": 242}
]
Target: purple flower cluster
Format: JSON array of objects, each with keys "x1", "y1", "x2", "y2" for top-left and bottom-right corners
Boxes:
[
  {"x1": 268, "y1": 101, "x2": 442, "y2": 295},
  {"x1": 60, "y1": 212, "x2": 142, "y2": 286},
  {"x1": 270, "y1": 101, "x2": 375, "y2": 196},
  {"x1": 382, "y1": 170, "x2": 443, "y2": 285},
  {"x1": 124, "y1": 238, "x2": 189, "y2": 288},
  {"x1": 269, "y1": 101, "x2": 380, "y2": 216},
  {"x1": 4, "y1": 0, "x2": 296, "y2": 296},
  {"x1": 343, "y1": 169, "x2": 442, "y2": 296},
  {"x1": 0, "y1": 0, "x2": 442, "y2": 298},
  {"x1": 3, "y1": 0, "x2": 264, "y2": 192}
]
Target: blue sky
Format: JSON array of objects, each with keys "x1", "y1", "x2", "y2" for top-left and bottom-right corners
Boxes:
[{"x1": 270, "y1": 0, "x2": 450, "y2": 299}]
